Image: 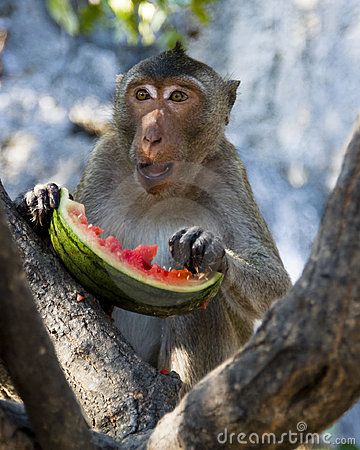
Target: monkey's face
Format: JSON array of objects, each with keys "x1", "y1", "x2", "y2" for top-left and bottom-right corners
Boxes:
[
  {"x1": 124, "y1": 78, "x2": 214, "y2": 194},
  {"x1": 114, "y1": 46, "x2": 240, "y2": 195}
]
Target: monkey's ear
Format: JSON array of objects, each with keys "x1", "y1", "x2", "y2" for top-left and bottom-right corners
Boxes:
[
  {"x1": 227, "y1": 80, "x2": 241, "y2": 109},
  {"x1": 116, "y1": 74, "x2": 124, "y2": 83},
  {"x1": 225, "y1": 80, "x2": 241, "y2": 125}
]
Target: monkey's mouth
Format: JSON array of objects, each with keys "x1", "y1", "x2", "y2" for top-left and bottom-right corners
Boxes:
[{"x1": 137, "y1": 162, "x2": 174, "y2": 181}]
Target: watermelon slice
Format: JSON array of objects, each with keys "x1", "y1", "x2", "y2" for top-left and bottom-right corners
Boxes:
[{"x1": 49, "y1": 188, "x2": 223, "y2": 316}]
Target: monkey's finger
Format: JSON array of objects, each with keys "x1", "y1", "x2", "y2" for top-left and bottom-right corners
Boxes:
[
  {"x1": 47, "y1": 183, "x2": 60, "y2": 209},
  {"x1": 24, "y1": 190, "x2": 38, "y2": 209},
  {"x1": 169, "y1": 228, "x2": 187, "y2": 258},
  {"x1": 178, "y1": 227, "x2": 203, "y2": 271},
  {"x1": 202, "y1": 235, "x2": 226, "y2": 272},
  {"x1": 33, "y1": 186, "x2": 47, "y2": 207},
  {"x1": 34, "y1": 186, "x2": 50, "y2": 226},
  {"x1": 190, "y1": 232, "x2": 210, "y2": 271}
]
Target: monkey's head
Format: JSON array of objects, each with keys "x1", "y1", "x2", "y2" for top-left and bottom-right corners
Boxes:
[{"x1": 114, "y1": 43, "x2": 240, "y2": 195}]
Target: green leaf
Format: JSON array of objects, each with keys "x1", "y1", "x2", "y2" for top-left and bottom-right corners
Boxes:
[
  {"x1": 156, "y1": 0, "x2": 168, "y2": 8},
  {"x1": 46, "y1": 0, "x2": 79, "y2": 35},
  {"x1": 190, "y1": 0, "x2": 208, "y2": 24},
  {"x1": 109, "y1": 0, "x2": 134, "y2": 20},
  {"x1": 79, "y1": 4, "x2": 103, "y2": 35},
  {"x1": 46, "y1": 0, "x2": 218, "y2": 48}
]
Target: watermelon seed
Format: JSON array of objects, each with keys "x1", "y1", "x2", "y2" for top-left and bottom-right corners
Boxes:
[{"x1": 198, "y1": 273, "x2": 205, "y2": 280}]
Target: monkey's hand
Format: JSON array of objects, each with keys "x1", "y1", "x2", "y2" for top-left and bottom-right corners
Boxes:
[
  {"x1": 15, "y1": 183, "x2": 61, "y2": 234},
  {"x1": 169, "y1": 226, "x2": 227, "y2": 274}
]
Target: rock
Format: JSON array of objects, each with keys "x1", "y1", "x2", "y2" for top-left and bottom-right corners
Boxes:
[{"x1": 0, "y1": 0, "x2": 119, "y2": 197}]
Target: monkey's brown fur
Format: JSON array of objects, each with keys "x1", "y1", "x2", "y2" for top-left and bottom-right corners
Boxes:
[{"x1": 74, "y1": 45, "x2": 292, "y2": 394}]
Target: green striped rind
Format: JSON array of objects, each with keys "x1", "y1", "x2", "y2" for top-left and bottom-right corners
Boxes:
[{"x1": 49, "y1": 189, "x2": 224, "y2": 316}]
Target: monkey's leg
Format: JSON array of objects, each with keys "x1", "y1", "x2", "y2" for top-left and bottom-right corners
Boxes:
[{"x1": 158, "y1": 296, "x2": 250, "y2": 395}]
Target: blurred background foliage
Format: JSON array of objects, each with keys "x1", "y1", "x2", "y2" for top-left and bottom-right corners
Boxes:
[{"x1": 46, "y1": 0, "x2": 218, "y2": 47}]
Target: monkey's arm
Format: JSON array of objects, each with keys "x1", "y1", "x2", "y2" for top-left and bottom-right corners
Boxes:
[
  {"x1": 169, "y1": 226, "x2": 291, "y2": 317},
  {"x1": 222, "y1": 247, "x2": 292, "y2": 316}
]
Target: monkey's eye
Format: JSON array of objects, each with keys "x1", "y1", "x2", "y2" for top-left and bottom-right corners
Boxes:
[
  {"x1": 136, "y1": 89, "x2": 150, "y2": 101},
  {"x1": 169, "y1": 91, "x2": 188, "y2": 102}
]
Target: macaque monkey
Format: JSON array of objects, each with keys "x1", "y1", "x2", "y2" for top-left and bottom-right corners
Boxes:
[{"x1": 18, "y1": 43, "x2": 291, "y2": 393}]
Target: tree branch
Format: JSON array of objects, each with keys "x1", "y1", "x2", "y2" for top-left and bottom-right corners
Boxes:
[
  {"x1": 0, "y1": 399, "x2": 126, "y2": 449},
  {"x1": 0, "y1": 400, "x2": 37, "y2": 450},
  {"x1": 0, "y1": 182, "x2": 180, "y2": 441},
  {"x1": 147, "y1": 116, "x2": 360, "y2": 449},
  {"x1": 1, "y1": 115, "x2": 359, "y2": 449},
  {"x1": 0, "y1": 196, "x2": 95, "y2": 449}
]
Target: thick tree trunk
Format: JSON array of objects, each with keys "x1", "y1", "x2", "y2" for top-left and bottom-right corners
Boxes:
[
  {"x1": 0, "y1": 360, "x2": 20, "y2": 402},
  {"x1": 0, "y1": 399, "x2": 126, "y2": 449},
  {"x1": 0, "y1": 117, "x2": 359, "y2": 449},
  {"x1": 0, "y1": 197, "x2": 95, "y2": 449},
  {"x1": 0, "y1": 400, "x2": 36, "y2": 450},
  {"x1": 0, "y1": 181, "x2": 180, "y2": 441}
]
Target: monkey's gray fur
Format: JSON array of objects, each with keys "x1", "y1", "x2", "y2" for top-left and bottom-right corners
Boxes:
[{"x1": 19, "y1": 44, "x2": 292, "y2": 395}]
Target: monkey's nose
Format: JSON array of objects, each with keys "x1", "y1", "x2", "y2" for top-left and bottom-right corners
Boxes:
[{"x1": 143, "y1": 126, "x2": 162, "y2": 144}]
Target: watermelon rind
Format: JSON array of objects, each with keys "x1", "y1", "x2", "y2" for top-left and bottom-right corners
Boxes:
[{"x1": 49, "y1": 188, "x2": 224, "y2": 316}]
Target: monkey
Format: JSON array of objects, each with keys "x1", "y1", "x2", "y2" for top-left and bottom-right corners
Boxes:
[{"x1": 17, "y1": 43, "x2": 292, "y2": 394}]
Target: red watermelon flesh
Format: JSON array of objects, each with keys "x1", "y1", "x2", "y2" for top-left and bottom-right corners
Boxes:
[{"x1": 69, "y1": 206, "x2": 193, "y2": 284}]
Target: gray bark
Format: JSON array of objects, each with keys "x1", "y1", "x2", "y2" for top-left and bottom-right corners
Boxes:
[
  {"x1": 0, "y1": 182, "x2": 151, "y2": 449},
  {"x1": 0, "y1": 195, "x2": 95, "y2": 449},
  {"x1": 0, "y1": 181, "x2": 181, "y2": 441},
  {"x1": 0, "y1": 399, "x2": 126, "y2": 450},
  {"x1": 0, "y1": 400, "x2": 36, "y2": 450}
]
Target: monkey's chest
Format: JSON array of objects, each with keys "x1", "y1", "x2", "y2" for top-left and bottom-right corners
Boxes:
[
  {"x1": 98, "y1": 207, "x2": 220, "y2": 269},
  {"x1": 116, "y1": 220, "x2": 189, "y2": 268}
]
